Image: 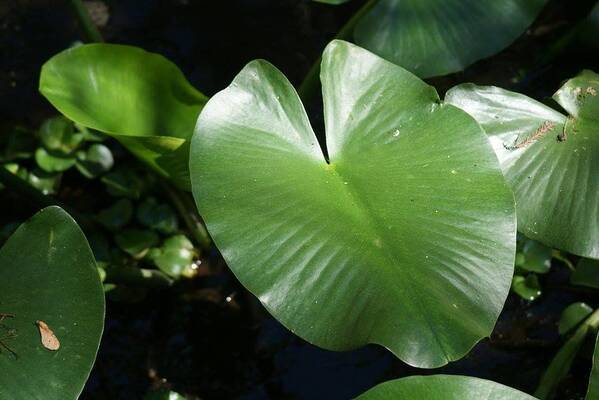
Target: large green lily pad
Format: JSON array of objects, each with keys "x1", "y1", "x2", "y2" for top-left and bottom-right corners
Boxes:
[
  {"x1": 446, "y1": 70, "x2": 599, "y2": 258},
  {"x1": 39, "y1": 44, "x2": 208, "y2": 190},
  {"x1": 356, "y1": 375, "x2": 536, "y2": 399},
  {"x1": 354, "y1": 0, "x2": 547, "y2": 78},
  {"x1": 0, "y1": 206, "x2": 105, "y2": 399},
  {"x1": 190, "y1": 40, "x2": 516, "y2": 368}
]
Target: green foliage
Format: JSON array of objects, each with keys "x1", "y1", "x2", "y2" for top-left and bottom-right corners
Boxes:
[
  {"x1": 0, "y1": 206, "x2": 104, "y2": 399},
  {"x1": 356, "y1": 375, "x2": 536, "y2": 399},
  {"x1": 572, "y1": 258, "x2": 599, "y2": 289},
  {"x1": 39, "y1": 43, "x2": 208, "y2": 189},
  {"x1": 559, "y1": 302, "x2": 593, "y2": 335},
  {"x1": 446, "y1": 70, "x2": 599, "y2": 259},
  {"x1": 511, "y1": 274, "x2": 542, "y2": 301},
  {"x1": 115, "y1": 228, "x2": 160, "y2": 258},
  {"x1": 190, "y1": 40, "x2": 516, "y2": 368},
  {"x1": 147, "y1": 234, "x2": 196, "y2": 278},
  {"x1": 353, "y1": 0, "x2": 547, "y2": 78}
]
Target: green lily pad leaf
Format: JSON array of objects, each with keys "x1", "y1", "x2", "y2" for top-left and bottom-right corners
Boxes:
[
  {"x1": 115, "y1": 228, "x2": 159, "y2": 258},
  {"x1": 353, "y1": 0, "x2": 547, "y2": 78},
  {"x1": 101, "y1": 168, "x2": 144, "y2": 199},
  {"x1": 588, "y1": 333, "x2": 599, "y2": 400},
  {"x1": 136, "y1": 197, "x2": 178, "y2": 234},
  {"x1": 0, "y1": 206, "x2": 104, "y2": 399},
  {"x1": 96, "y1": 199, "x2": 133, "y2": 231},
  {"x1": 559, "y1": 302, "x2": 593, "y2": 336},
  {"x1": 512, "y1": 274, "x2": 542, "y2": 301},
  {"x1": 39, "y1": 44, "x2": 208, "y2": 190},
  {"x1": 39, "y1": 116, "x2": 83, "y2": 154},
  {"x1": 35, "y1": 147, "x2": 76, "y2": 172},
  {"x1": 75, "y1": 143, "x2": 114, "y2": 178},
  {"x1": 190, "y1": 40, "x2": 516, "y2": 368},
  {"x1": 148, "y1": 234, "x2": 196, "y2": 278},
  {"x1": 446, "y1": 70, "x2": 599, "y2": 258},
  {"x1": 516, "y1": 238, "x2": 552, "y2": 274},
  {"x1": 356, "y1": 375, "x2": 536, "y2": 399},
  {"x1": 27, "y1": 168, "x2": 61, "y2": 195},
  {"x1": 571, "y1": 258, "x2": 599, "y2": 289}
]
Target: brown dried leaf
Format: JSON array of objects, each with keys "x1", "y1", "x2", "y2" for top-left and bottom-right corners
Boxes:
[{"x1": 36, "y1": 320, "x2": 60, "y2": 351}]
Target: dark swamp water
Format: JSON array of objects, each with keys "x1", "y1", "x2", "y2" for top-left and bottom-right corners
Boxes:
[{"x1": 2, "y1": 0, "x2": 599, "y2": 399}]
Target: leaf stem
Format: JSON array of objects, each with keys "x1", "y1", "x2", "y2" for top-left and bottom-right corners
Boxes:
[
  {"x1": 552, "y1": 250, "x2": 575, "y2": 272},
  {"x1": 297, "y1": 0, "x2": 379, "y2": 101},
  {"x1": 159, "y1": 179, "x2": 211, "y2": 250},
  {"x1": 68, "y1": 0, "x2": 104, "y2": 43}
]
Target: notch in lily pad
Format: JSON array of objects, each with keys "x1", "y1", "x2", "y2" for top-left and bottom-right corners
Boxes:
[{"x1": 190, "y1": 40, "x2": 516, "y2": 368}]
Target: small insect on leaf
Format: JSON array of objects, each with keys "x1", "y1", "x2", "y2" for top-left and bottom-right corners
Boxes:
[{"x1": 36, "y1": 320, "x2": 60, "y2": 351}]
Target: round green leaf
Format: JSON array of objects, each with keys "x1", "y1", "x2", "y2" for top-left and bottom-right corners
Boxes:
[
  {"x1": 35, "y1": 147, "x2": 77, "y2": 172},
  {"x1": 354, "y1": 0, "x2": 547, "y2": 78},
  {"x1": 517, "y1": 238, "x2": 552, "y2": 274},
  {"x1": 0, "y1": 206, "x2": 104, "y2": 399},
  {"x1": 136, "y1": 197, "x2": 178, "y2": 234},
  {"x1": 190, "y1": 40, "x2": 516, "y2": 368},
  {"x1": 101, "y1": 168, "x2": 145, "y2": 199},
  {"x1": 446, "y1": 70, "x2": 599, "y2": 258},
  {"x1": 75, "y1": 143, "x2": 114, "y2": 178},
  {"x1": 356, "y1": 375, "x2": 536, "y2": 399},
  {"x1": 148, "y1": 235, "x2": 196, "y2": 278},
  {"x1": 38, "y1": 116, "x2": 83, "y2": 155},
  {"x1": 559, "y1": 302, "x2": 593, "y2": 336},
  {"x1": 511, "y1": 274, "x2": 542, "y2": 301},
  {"x1": 27, "y1": 168, "x2": 61, "y2": 195},
  {"x1": 39, "y1": 44, "x2": 208, "y2": 189},
  {"x1": 96, "y1": 198, "x2": 133, "y2": 231},
  {"x1": 115, "y1": 228, "x2": 159, "y2": 258}
]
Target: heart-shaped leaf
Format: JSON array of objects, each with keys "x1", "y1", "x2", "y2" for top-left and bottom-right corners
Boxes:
[
  {"x1": 39, "y1": 44, "x2": 208, "y2": 190},
  {"x1": 353, "y1": 0, "x2": 547, "y2": 78},
  {"x1": 446, "y1": 70, "x2": 599, "y2": 259},
  {"x1": 0, "y1": 206, "x2": 104, "y2": 399},
  {"x1": 190, "y1": 40, "x2": 516, "y2": 368},
  {"x1": 356, "y1": 375, "x2": 536, "y2": 399}
]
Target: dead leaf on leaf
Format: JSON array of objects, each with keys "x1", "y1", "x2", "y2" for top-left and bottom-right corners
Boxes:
[{"x1": 36, "y1": 320, "x2": 60, "y2": 351}]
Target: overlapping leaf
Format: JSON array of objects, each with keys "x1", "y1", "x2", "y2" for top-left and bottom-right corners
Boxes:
[
  {"x1": 446, "y1": 70, "x2": 599, "y2": 258},
  {"x1": 190, "y1": 40, "x2": 516, "y2": 368},
  {"x1": 39, "y1": 44, "x2": 208, "y2": 189},
  {"x1": 353, "y1": 0, "x2": 547, "y2": 77},
  {"x1": 357, "y1": 375, "x2": 536, "y2": 399},
  {"x1": 0, "y1": 207, "x2": 105, "y2": 399}
]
